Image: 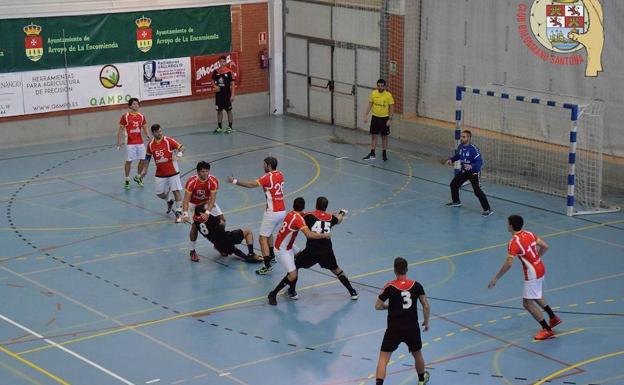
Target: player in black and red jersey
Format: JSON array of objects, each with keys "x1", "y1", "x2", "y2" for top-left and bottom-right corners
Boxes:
[
  {"x1": 192, "y1": 205, "x2": 262, "y2": 263},
  {"x1": 293, "y1": 196, "x2": 358, "y2": 300},
  {"x1": 375, "y1": 257, "x2": 430, "y2": 385}
]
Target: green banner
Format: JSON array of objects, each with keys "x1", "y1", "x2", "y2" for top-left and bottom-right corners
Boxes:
[{"x1": 0, "y1": 6, "x2": 231, "y2": 73}]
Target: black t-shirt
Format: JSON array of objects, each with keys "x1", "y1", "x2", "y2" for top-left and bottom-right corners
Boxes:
[
  {"x1": 212, "y1": 68, "x2": 233, "y2": 95},
  {"x1": 195, "y1": 215, "x2": 234, "y2": 253},
  {"x1": 378, "y1": 279, "x2": 425, "y2": 330},
  {"x1": 303, "y1": 210, "x2": 339, "y2": 252}
]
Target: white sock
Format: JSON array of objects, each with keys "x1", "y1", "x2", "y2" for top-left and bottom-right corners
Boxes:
[{"x1": 189, "y1": 241, "x2": 196, "y2": 251}]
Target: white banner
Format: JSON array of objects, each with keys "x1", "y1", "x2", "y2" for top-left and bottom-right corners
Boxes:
[
  {"x1": 139, "y1": 57, "x2": 192, "y2": 100},
  {"x1": 0, "y1": 73, "x2": 25, "y2": 117},
  {"x1": 22, "y1": 63, "x2": 140, "y2": 115}
]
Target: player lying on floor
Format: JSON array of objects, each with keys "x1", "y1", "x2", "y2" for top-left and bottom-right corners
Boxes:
[{"x1": 192, "y1": 205, "x2": 263, "y2": 263}]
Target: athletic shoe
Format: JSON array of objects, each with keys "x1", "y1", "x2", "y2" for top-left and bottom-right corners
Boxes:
[
  {"x1": 174, "y1": 211, "x2": 182, "y2": 223},
  {"x1": 382, "y1": 151, "x2": 388, "y2": 161},
  {"x1": 549, "y1": 316, "x2": 562, "y2": 328},
  {"x1": 256, "y1": 265, "x2": 273, "y2": 275},
  {"x1": 166, "y1": 199, "x2": 174, "y2": 214},
  {"x1": 417, "y1": 371, "x2": 430, "y2": 385},
  {"x1": 245, "y1": 253, "x2": 264, "y2": 263},
  {"x1": 349, "y1": 289, "x2": 359, "y2": 300},
  {"x1": 363, "y1": 153, "x2": 376, "y2": 160},
  {"x1": 190, "y1": 250, "x2": 199, "y2": 262},
  {"x1": 213, "y1": 127, "x2": 224, "y2": 134},
  {"x1": 269, "y1": 256, "x2": 277, "y2": 265},
  {"x1": 268, "y1": 293, "x2": 277, "y2": 306},
  {"x1": 124, "y1": 180, "x2": 130, "y2": 190},
  {"x1": 133, "y1": 175, "x2": 144, "y2": 187},
  {"x1": 445, "y1": 201, "x2": 462, "y2": 207},
  {"x1": 481, "y1": 210, "x2": 494, "y2": 217},
  {"x1": 534, "y1": 328, "x2": 555, "y2": 340},
  {"x1": 286, "y1": 288, "x2": 298, "y2": 300},
  {"x1": 224, "y1": 127, "x2": 233, "y2": 134}
]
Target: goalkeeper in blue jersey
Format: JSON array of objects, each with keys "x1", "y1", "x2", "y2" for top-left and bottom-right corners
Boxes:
[{"x1": 445, "y1": 130, "x2": 493, "y2": 217}]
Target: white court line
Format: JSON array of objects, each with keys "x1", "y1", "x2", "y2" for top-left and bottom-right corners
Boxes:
[
  {"x1": 0, "y1": 313, "x2": 135, "y2": 385},
  {"x1": 145, "y1": 379, "x2": 160, "y2": 384},
  {"x1": 335, "y1": 156, "x2": 349, "y2": 160}
]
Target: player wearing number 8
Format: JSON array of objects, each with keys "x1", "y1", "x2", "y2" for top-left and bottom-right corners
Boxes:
[
  {"x1": 228, "y1": 156, "x2": 286, "y2": 274},
  {"x1": 375, "y1": 257, "x2": 430, "y2": 385}
]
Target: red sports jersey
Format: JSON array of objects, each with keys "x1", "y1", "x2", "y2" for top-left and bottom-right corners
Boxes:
[
  {"x1": 257, "y1": 170, "x2": 285, "y2": 212},
  {"x1": 185, "y1": 174, "x2": 219, "y2": 205},
  {"x1": 146, "y1": 136, "x2": 182, "y2": 177},
  {"x1": 508, "y1": 230, "x2": 545, "y2": 281},
  {"x1": 119, "y1": 112, "x2": 146, "y2": 145},
  {"x1": 275, "y1": 211, "x2": 306, "y2": 250}
]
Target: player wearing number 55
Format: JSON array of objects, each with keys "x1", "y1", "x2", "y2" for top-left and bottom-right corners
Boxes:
[{"x1": 228, "y1": 156, "x2": 286, "y2": 275}]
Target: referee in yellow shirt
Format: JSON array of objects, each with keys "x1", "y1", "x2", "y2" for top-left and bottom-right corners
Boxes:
[{"x1": 363, "y1": 79, "x2": 394, "y2": 161}]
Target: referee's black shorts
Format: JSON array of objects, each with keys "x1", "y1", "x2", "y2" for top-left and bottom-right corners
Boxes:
[
  {"x1": 380, "y1": 327, "x2": 422, "y2": 352},
  {"x1": 370, "y1": 116, "x2": 390, "y2": 136}
]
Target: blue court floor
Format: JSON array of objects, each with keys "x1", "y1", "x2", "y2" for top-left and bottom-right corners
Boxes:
[{"x1": 0, "y1": 115, "x2": 623, "y2": 385}]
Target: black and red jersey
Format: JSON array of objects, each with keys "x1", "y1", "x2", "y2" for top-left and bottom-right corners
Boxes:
[{"x1": 378, "y1": 278, "x2": 425, "y2": 330}]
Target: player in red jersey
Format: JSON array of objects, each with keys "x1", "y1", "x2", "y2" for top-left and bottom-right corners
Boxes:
[
  {"x1": 375, "y1": 257, "x2": 430, "y2": 385},
  {"x1": 146, "y1": 124, "x2": 185, "y2": 223},
  {"x1": 182, "y1": 161, "x2": 223, "y2": 262},
  {"x1": 228, "y1": 156, "x2": 286, "y2": 275},
  {"x1": 116, "y1": 98, "x2": 150, "y2": 190},
  {"x1": 488, "y1": 215, "x2": 562, "y2": 340},
  {"x1": 267, "y1": 197, "x2": 331, "y2": 306}
]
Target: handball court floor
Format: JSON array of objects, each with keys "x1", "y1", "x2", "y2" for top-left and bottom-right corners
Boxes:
[{"x1": 0, "y1": 115, "x2": 623, "y2": 385}]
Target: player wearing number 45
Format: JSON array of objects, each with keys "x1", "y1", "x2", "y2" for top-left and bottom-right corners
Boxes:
[
  {"x1": 227, "y1": 156, "x2": 286, "y2": 275},
  {"x1": 146, "y1": 124, "x2": 185, "y2": 223},
  {"x1": 375, "y1": 257, "x2": 430, "y2": 385}
]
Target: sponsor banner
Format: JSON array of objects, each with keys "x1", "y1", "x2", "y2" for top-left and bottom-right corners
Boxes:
[
  {"x1": 0, "y1": 73, "x2": 24, "y2": 117},
  {"x1": 22, "y1": 62, "x2": 140, "y2": 115},
  {"x1": 191, "y1": 52, "x2": 240, "y2": 95},
  {"x1": 0, "y1": 6, "x2": 231, "y2": 74},
  {"x1": 139, "y1": 57, "x2": 191, "y2": 100}
]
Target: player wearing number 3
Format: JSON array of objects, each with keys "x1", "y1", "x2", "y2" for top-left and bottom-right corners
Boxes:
[
  {"x1": 228, "y1": 156, "x2": 286, "y2": 275},
  {"x1": 375, "y1": 257, "x2": 430, "y2": 385}
]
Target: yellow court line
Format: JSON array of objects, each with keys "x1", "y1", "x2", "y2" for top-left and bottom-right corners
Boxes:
[
  {"x1": 0, "y1": 344, "x2": 70, "y2": 385},
  {"x1": 533, "y1": 350, "x2": 624, "y2": 385}
]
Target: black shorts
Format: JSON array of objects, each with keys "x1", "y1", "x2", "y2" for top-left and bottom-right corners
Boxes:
[
  {"x1": 295, "y1": 247, "x2": 338, "y2": 271},
  {"x1": 370, "y1": 116, "x2": 390, "y2": 136},
  {"x1": 380, "y1": 328, "x2": 422, "y2": 352},
  {"x1": 214, "y1": 229, "x2": 244, "y2": 254},
  {"x1": 215, "y1": 92, "x2": 232, "y2": 111}
]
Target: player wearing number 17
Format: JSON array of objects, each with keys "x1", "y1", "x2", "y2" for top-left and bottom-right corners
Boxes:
[
  {"x1": 227, "y1": 156, "x2": 286, "y2": 274},
  {"x1": 375, "y1": 257, "x2": 430, "y2": 385}
]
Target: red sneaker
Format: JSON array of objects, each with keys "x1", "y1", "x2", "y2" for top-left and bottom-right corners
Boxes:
[
  {"x1": 534, "y1": 329, "x2": 555, "y2": 340},
  {"x1": 190, "y1": 250, "x2": 199, "y2": 262},
  {"x1": 549, "y1": 316, "x2": 562, "y2": 328}
]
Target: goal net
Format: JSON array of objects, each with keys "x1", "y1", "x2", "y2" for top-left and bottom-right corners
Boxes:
[{"x1": 456, "y1": 85, "x2": 618, "y2": 216}]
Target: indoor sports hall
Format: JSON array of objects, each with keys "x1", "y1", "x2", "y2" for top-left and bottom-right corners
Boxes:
[{"x1": 1, "y1": 1, "x2": 623, "y2": 385}]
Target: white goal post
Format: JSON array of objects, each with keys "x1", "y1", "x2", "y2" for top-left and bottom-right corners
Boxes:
[{"x1": 455, "y1": 84, "x2": 619, "y2": 216}]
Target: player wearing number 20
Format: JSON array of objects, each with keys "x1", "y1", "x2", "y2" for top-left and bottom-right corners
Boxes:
[{"x1": 375, "y1": 257, "x2": 430, "y2": 385}]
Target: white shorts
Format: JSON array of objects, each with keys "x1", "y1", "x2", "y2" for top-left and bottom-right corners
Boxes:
[
  {"x1": 154, "y1": 174, "x2": 183, "y2": 195},
  {"x1": 190, "y1": 202, "x2": 223, "y2": 217},
  {"x1": 259, "y1": 210, "x2": 287, "y2": 237},
  {"x1": 126, "y1": 144, "x2": 146, "y2": 162},
  {"x1": 523, "y1": 277, "x2": 544, "y2": 299},
  {"x1": 276, "y1": 244, "x2": 300, "y2": 273}
]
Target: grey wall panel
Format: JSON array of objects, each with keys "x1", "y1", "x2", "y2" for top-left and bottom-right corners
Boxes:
[
  {"x1": 286, "y1": 73, "x2": 308, "y2": 117},
  {"x1": 309, "y1": 88, "x2": 332, "y2": 122},
  {"x1": 309, "y1": 43, "x2": 332, "y2": 79},
  {"x1": 285, "y1": 0, "x2": 331, "y2": 40},
  {"x1": 334, "y1": 47, "x2": 355, "y2": 84},
  {"x1": 286, "y1": 36, "x2": 308, "y2": 74},
  {"x1": 357, "y1": 49, "x2": 380, "y2": 89},
  {"x1": 332, "y1": 7, "x2": 380, "y2": 48}
]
